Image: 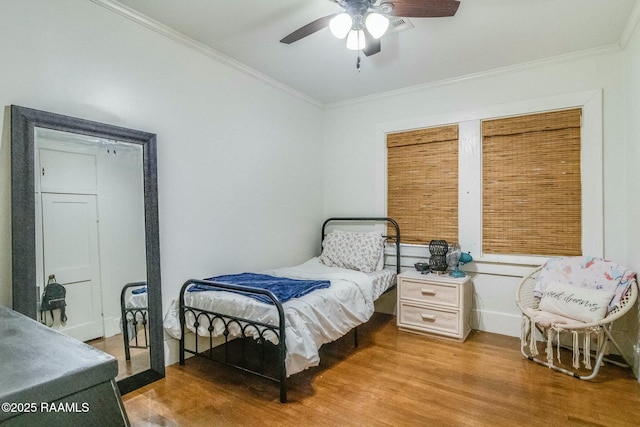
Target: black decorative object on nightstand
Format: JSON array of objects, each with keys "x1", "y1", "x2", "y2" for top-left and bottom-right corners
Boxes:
[{"x1": 429, "y1": 239, "x2": 449, "y2": 273}]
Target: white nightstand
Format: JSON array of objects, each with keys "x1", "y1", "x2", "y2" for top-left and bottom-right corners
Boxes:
[{"x1": 397, "y1": 270, "x2": 472, "y2": 342}]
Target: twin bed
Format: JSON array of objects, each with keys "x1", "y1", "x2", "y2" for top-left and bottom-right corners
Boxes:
[{"x1": 164, "y1": 217, "x2": 401, "y2": 402}]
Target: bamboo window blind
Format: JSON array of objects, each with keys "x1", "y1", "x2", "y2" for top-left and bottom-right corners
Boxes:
[
  {"x1": 482, "y1": 108, "x2": 582, "y2": 256},
  {"x1": 387, "y1": 125, "x2": 459, "y2": 245}
]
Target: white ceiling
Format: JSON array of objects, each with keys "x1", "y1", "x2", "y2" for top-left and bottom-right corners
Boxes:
[{"x1": 109, "y1": 0, "x2": 639, "y2": 105}]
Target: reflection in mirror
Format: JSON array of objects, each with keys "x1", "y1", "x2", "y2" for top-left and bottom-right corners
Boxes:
[
  {"x1": 11, "y1": 105, "x2": 164, "y2": 394},
  {"x1": 34, "y1": 128, "x2": 149, "y2": 381}
]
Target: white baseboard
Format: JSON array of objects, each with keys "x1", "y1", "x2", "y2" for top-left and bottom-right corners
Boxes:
[
  {"x1": 164, "y1": 336, "x2": 180, "y2": 366},
  {"x1": 103, "y1": 315, "x2": 121, "y2": 338},
  {"x1": 164, "y1": 332, "x2": 225, "y2": 367},
  {"x1": 470, "y1": 309, "x2": 522, "y2": 337},
  {"x1": 374, "y1": 288, "x2": 397, "y2": 315}
]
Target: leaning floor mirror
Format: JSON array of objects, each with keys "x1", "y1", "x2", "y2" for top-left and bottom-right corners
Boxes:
[{"x1": 11, "y1": 105, "x2": 164, "y2": 394}]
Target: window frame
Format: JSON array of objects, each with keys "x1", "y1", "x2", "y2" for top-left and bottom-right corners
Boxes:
[{"x1": 377, "y1": 90, "x2": 603, "y2": 268}]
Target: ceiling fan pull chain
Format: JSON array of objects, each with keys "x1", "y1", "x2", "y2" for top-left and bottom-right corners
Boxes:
[{"x1": 356, "y1": 52, "x2": 361, "y2": 72}]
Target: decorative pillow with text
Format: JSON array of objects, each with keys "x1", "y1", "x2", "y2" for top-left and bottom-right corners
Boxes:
[{"x1": 538, "y1": 280, "x2": 614, "y2": 323}]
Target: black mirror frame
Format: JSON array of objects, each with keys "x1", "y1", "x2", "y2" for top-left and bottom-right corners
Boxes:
[{"x1": 10, "y1": 105, "x2": 164, "y2": 394}]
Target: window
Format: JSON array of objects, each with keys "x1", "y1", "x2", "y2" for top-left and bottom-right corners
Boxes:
[
  {"x1": 380, "y1": 90, "x2": 601, "y2": 263},
  {"x1": 387, "y1": 124, "x2": 459, "y2": 244},
  {"x1": 482, "y1": 109, "x2": 582, "y2": 256}
]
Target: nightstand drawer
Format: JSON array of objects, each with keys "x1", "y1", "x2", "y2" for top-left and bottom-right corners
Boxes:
[
  {"x1": 398, "y1": 302, "x2": 459, "y2": 335},
  {"x1": 399, "y1": 278, "x2": 459, "y2": 308}
]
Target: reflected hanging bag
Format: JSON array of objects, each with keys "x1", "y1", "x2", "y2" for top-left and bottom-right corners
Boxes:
[{"x1": 40, "y1": 274, "x2": 67, "y2": 326}]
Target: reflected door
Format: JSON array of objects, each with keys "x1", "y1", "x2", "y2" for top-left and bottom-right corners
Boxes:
[{"x1": 42, "y1": 193, "x2": 103, "y2": 342}]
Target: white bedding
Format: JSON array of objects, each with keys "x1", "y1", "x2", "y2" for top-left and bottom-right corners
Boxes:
[
  {"x1": 127, "y1": 293, "x2": 147, "y2": 309},
  {"x1": 124, "y1": 291, "x2": 148, "y2": 325},
  {"x1": 163, "y1": 257, "x2": 396, "y2": 376}
]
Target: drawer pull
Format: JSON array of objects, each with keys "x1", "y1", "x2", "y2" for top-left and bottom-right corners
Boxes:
[
  {"x1": 421, "y1": 289, "x2": 436, "y2": 296},
  {"x1": 421, "y1": 314, "x2": 436, "y2": 322}
]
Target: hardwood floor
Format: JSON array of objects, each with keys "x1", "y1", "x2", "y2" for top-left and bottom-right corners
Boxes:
[
  {"x1": 123, "y1": 313, "x2": 640, "y2": 426},
  {"x1": 88, "y1": 332, "x2": 150, "y2": 381}
]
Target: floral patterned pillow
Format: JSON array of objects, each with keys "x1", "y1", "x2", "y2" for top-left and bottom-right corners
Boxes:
[
  {"x1": 319, "y1": 230, "x2": 384, "y2": 273},
  {"x1": 534, "y1": 256, "x2": 636, "y2": 312}
]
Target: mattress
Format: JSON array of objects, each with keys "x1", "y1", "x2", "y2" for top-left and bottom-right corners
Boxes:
[{"x1": 163, "y1": 257, "x2": 396, "y2": 376}]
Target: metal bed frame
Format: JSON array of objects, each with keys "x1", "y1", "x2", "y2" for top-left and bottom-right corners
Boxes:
[
  {"x1": 120, "y1": 281, "x2": 149, "y2": 361},
  {"x1": 178, "y1": 217, "x2": 401, "y2": 403}
]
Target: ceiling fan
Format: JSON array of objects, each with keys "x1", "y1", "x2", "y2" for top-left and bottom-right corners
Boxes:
[{"x1": 280, "y1": 0, "x2": 461, "y2": 57}]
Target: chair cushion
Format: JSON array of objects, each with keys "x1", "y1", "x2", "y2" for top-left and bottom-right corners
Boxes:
[
  {"x1": 538, "y1": 280, "x2": 613, "y2": 323},
  {"x1": 534, "y1": 256, "x2": 636, "y2": 312},
  {"x1": 524, "y1": 307, "x2": 587, "y2": 328}
]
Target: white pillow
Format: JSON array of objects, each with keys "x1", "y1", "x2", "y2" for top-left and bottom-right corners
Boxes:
[
  {"x1": 375, "y1": 248, "x2": 385, "y2": 271},
  {"x1": 538, "y1": 281, "x2": 614, "y2": 323},
  {"x1": 319, "y1": 230, "x2": 384, "y2": 273}
]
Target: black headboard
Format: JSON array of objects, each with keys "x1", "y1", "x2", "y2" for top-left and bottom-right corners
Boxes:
[{"x1": 321, "y1": 217, "x2": 401, "y2": 274}]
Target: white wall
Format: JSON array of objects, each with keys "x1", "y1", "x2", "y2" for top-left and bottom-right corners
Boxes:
[
  {"x1": 623, "y1": 12, "x2": 640, "y2": 375},
  {"x1": 0, "y1": 0, "x2": 325, "y2": 325},
  {"x1": 323, "y1": 50, "x2": 629, "y2": 338},
  {"x1": 1, "y1": 0, "x2": 638, "y2": 368},
  {"x1": 625, "y1": 3, "x2": 640, "y2": 274}
]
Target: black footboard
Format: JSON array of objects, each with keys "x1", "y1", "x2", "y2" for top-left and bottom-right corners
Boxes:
[
  {"x1": 178, "y1": 279, "x2": 288, "y2": 403},
  {"x1": 178, "y1": 217, "x2": 401, "y2": 404},
  {"x1": 120, "y1": 281, "x2": 149, "y2": 361}
]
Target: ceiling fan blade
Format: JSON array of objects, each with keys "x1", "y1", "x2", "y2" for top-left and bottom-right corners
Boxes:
[
  {"x1": 280, "y1": 14, "x2": 337, "y2": 44},
  {"x1": 384, "y1": 0, "x2": 460, "y2": 18},
  {"x1": 363, "y1": 29, "x2": 381, "y2": 57}
]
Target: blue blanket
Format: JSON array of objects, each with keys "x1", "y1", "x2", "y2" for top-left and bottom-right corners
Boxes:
[{"x1": 188, "y1": 273, "x2": 331, "y2": 305}]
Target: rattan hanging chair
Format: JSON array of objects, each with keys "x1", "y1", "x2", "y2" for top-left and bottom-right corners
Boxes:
[{"x1": 516, "y1": 258, "x2": 638, "y2": 380}]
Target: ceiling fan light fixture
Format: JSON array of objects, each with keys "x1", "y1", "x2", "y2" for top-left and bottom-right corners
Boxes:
[
  {"x1": 346, "y1": 29, "x2": 366, "y2": 50},
  {"x1": 329, "y1": 13, "x2": 352, "y2": 39},
  {"x1": 365, "y1": 12, "x2": 389, "y2": 39}
]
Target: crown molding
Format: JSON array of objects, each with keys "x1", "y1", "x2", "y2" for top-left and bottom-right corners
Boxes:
[
  {"x1": 620, "y1": 0, "x2": 640, "y2": 49},
  {"x1": 326, "y1": 44, "x2": 622, "y2": 109},
  {"x1": 89, "y1": 0, "x2": 324, "y2": 108},
  {"x1": 90, "y1": 0, "x2": 632, "y2": 111}
]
